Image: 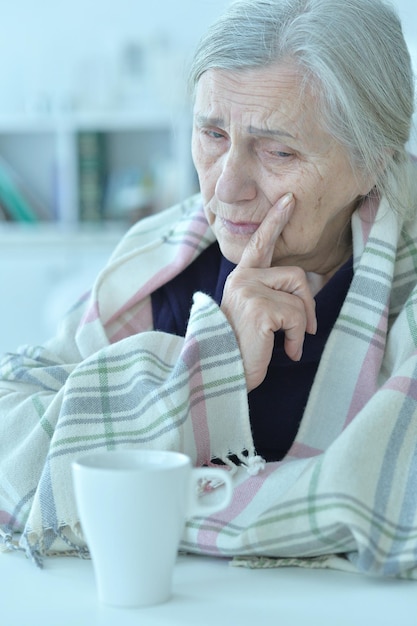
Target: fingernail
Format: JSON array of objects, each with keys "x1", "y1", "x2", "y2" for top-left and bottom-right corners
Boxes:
[{"x1": 278, "y1": 193, "x2": 294, "y2": 212}]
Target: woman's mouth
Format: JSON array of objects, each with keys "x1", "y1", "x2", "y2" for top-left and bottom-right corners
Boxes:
[{"x1": 220, "y1": 217, "x2": 260, "y2": 236}]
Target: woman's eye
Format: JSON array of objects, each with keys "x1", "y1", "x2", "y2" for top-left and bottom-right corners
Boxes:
[
  {"x1": 271, "y1": 150, "x2": 292, "y2": 158},
  {"x1": 205, "y1": 130, "x2": 225, "y2": 139}
]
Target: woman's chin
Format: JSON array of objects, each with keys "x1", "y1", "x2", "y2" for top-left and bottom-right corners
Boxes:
[{"x1": 216, "y1": 239, "x2": 245, "y2": 265}]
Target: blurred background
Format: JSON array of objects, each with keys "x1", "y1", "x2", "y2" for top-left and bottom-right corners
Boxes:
[{"x1": 0, "y1": 0, "x2": 415, "y2": 352}]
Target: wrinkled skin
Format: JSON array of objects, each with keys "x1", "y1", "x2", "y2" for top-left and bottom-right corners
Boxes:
[{"x1": 191, "y1": 64, "x2": 371, "y2": 391}]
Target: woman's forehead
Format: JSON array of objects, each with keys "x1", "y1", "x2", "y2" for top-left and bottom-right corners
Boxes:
[
  {"x1": 195, "y1": 66, "x2": 304, "y2": 115},
  {"x1": 194, "y1": 66, "x2": 330, "y2": 151}
]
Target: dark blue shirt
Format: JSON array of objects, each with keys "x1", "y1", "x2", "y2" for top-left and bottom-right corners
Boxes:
[{"x1": 151, "y1": 242, "x2": 353, "y2": 461}]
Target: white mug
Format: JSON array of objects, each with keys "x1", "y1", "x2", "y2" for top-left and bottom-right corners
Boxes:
[{"x1": 72, "y1": 449, "x2": 233, "y2": 608}]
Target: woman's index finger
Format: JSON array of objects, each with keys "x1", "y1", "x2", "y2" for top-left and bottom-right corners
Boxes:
[{"x1": 238, "y1": 193, "x2": 295, "y2": 269}]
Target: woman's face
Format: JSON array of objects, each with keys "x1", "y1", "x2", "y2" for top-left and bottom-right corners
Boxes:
[{"x1": 191, "y1": 64, "x2": 370, "y2": 273}]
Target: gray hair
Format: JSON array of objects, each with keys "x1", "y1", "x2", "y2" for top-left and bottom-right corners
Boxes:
[{"x1": 188, "y1": 0, "x2": 416, "y2": 218}]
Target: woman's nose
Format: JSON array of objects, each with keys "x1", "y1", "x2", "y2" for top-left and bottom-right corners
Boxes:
[{"x1": 215, "y1": 148, "x2": 257, "y2": 204}]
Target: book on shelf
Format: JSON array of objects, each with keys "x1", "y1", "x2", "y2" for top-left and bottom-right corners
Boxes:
[
  {"x1": 77, "y1": 131, "x2": 107, "y2": 222},
  {"x1": 0, "y1": 155, "x2": 48, "y2": 223},
  {"x1": 103, "y1": 167, "x2": 155, "y2": 223},
  {"x1": 77, "y1": 131, "x2": 160, "y2": 224},
  {"x1": 0, "y1": 199, "x2": 11, "y2": 222}
]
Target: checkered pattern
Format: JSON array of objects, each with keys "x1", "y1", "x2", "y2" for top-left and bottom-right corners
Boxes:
[{"x1": 1, "y1": 192, "x2": 417, "y2": 578}]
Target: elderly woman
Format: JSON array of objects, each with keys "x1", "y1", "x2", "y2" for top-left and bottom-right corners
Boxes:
[{"x1": 1, "y1": 0, "x2": 417, "y2": 577}]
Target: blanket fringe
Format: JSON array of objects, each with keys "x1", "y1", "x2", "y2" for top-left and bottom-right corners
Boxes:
[
  {"x1": 0, "y1": 528, "x2": 44, "y2": 568},
  {"x1": 1, "y1": 524, "x2": 90, "y2": 568},
  {"x1": 230, "y1": 554, "x2": 358, "y2": 573},
  {"x1": 242, "y1": 454, "x2": 266, "y2": 475}
]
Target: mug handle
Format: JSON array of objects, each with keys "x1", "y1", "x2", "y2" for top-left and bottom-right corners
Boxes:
[{"x1": 186, "y1": 467, "x2": 233, "y2": 518}]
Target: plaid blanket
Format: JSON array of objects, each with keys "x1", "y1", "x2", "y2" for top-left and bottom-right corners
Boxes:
[{"x1": 1, "y1": 192, "x2": 417, "y2": 578}]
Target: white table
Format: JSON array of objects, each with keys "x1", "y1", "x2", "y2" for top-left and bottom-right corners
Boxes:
[{"x1": 1, "y1": 550, "x2": 416, "y2": 625}]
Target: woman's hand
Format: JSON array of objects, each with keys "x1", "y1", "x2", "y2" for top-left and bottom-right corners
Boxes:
[{"x1": 221, "y1": 193, "x2": 317, "y2": 392}]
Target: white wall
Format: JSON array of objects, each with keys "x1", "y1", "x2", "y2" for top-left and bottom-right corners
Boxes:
[
  {"x1": 0, "y1": 0, "x2": 414, "y2": 117},
  {"x1": 0, "y1": 0, "x2": 230, "y2": 115}
]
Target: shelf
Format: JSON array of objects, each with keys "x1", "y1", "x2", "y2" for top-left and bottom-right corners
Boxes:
[
  {"x1": 0, "y1": 220, "x2": 127, "y2": 244},
  {"x1": 0, "y1": 107, "x2": 191, "y2": 133},
  {"x1": 0, "y1": 108, "x2": 196, "y2": 227}
]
